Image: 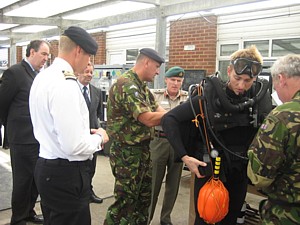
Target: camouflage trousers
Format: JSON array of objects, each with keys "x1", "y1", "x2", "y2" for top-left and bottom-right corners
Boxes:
[
  {"x1": 259, "y1": 199, "x2": 300, "y2": 225},
  {"x1": 105, "y1": 141, "x2": 152, "y2": 225}
]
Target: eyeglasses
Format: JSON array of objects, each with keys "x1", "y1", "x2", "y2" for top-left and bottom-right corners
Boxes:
[{"x1": 231, "y1": 58, "x2": 262, "y2": 78}]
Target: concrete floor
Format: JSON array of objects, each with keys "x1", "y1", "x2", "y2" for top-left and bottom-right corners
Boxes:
[{"x1": 0, "y1": 146, "x2": 264, "y2": 225}]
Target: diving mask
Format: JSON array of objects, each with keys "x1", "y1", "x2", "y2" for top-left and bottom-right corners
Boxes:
[{"x1": 231, "y1": 58, "x2": 262, "y2": 78}]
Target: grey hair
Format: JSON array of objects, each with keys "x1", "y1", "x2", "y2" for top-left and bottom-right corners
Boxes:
[{"x1": 271, "y1": 54, "x2": 300, "y2": 79}]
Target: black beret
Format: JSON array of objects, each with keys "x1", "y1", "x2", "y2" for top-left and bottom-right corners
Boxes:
[
  {"x1": 63, "y1": 26, "x2": 98, "y2": 55},
  {"x1": 165, "y1": 66, "x2": 185, "y2": 78},
  {"x1": 140, "y1": 48, "x2": 165, "y2": 64}
]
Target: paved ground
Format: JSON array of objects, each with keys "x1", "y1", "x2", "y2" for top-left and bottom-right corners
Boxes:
[{"x1": 0, "y1": 146, "x2": 264, "y2": 225}]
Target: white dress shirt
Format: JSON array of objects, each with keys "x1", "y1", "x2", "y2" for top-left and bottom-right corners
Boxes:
[
  {"x1": 29, "y1": 58, "x2": 102, "y2": 161},
  {"x1": 77, "y1": 82, "x2": 90, "y2": 100}
]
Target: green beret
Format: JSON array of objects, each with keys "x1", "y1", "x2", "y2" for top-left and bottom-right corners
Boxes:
[
  {"x1": 63, "y1": 26, "x2": 98, "y2": 55},
  {"x1": 165, "y1": 66, "x2": 185, "y2": 78},
  {"x1": 140, "y1": 48, "x2": 165, "y2": 64}
]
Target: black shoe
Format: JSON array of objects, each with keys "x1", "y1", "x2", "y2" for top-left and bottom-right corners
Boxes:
[
  {"x1": 25, "y1": 214, "x2": 44, "y2": 224},
  {"x1": 90, "y1": 192, "x2": 103, "y2": 204},
  {"x1": 3, "y1": 145, "x2": 9, "y2": 149},
  {"x1": 161, "y1": 222, "x2": 173, "y2": 225}
]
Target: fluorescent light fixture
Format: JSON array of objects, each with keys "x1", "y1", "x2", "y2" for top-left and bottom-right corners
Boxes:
[
  {"x1": 0, "y1": 24, "x2": 19, "y2": 31},
  {"x1": 0, "y1": 0, "x2": 19, "y2": 9},
  {"x1": 0, "y1": 37, "x2": 10, "y2": 41},
  {"x1": 16, "y1": 41, "x2": 30, "y2": 46},
  {"x1": 64, "y1": 1, "x2": 154, "y2": 21},
  {"x1": 4, "y1": 0, "x2": 104, "y2": 18},
  {"x1": 12, "y1": 25, "x2": 57, "y2": 33}
]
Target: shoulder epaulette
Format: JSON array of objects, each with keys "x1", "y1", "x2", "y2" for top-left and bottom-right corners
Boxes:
[
  {"x1": 152, "y1": 89, "x2": 165, "y2": 94},
  {"x1": 63, "y1": 71, "x2": 77, "y2": 81},
  {"x1": 181, "y1": 90, "x2": 188, "y2": 96}
]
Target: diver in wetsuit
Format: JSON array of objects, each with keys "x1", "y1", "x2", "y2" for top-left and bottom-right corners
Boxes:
[{"x1": 161, "y1": 45, "x2": 273, "y2": 225}]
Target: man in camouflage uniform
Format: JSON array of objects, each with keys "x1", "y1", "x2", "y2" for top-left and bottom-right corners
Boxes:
[
  {"x1": 148, "y1": 66, "x2": 188, "y2": 225},
  {"x1": 248, "y1": 54, "x2": 300, "y2": 225},
  {"x1": 104, "y1": 48, "x2": 166, "y2": 225}
]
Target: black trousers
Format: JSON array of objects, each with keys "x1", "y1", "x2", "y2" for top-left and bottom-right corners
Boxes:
[
  {"x1": 10, "y1": 143, "x2": 40, "y2": 225},
  {"x1": 3, "y1": 122, "x2": 9, "y2": 147},
  {"x1": 35, "y1": 158, "x2": 92, "y2": 225},
  {"x1": 194, "y1": 161, "x2": 248, "y2": 225},
  {"x1": 89, "y1": 152, "x2": 97, "y2": 193}
]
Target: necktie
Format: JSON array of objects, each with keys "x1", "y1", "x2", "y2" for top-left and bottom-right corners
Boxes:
[{"x1": 83, "y1": 86, "x2": 91, "y2": 109}]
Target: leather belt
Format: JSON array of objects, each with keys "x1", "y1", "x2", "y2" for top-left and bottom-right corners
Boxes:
[
  {"x1": 155, "y1": 130, "x2": 167, "y2": 138},
  {"x1": 39, "y1": 157, "x2": 90, "y2": 166}
]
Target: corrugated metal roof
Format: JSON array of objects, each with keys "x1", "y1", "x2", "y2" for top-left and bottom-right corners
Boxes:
[{"x1": 0, "y1": 0, "x2": 299, "y2": 47}]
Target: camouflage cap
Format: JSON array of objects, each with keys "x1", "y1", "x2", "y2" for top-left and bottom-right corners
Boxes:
[{"x1": 165, "y1": 66, "x2": 185, "y2": 78}]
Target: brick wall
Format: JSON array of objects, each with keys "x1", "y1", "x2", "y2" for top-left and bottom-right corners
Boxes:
[
  {"x1": 43, "y1": 33, "x2": 106, "y2": 66},
  {"x1": 16, "y1": 46, "x2": 23, "y2": 63},
  {"x1": 49, "y1": 40, "x2": 58, "y2": 65},
  {"x1": 92, "y1": 32, "x2": 106, "y2": 65},
  {"x1": 169, "y1": 16, "x2": 217, "y2": 75},
  {"x1": 10, "y1": 18, "x2": 217, "y2": 71}
]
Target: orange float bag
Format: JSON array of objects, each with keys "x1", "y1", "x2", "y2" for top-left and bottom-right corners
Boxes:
[{"x1": 197, "y1": 157, "x2": 229, "y2": 224}]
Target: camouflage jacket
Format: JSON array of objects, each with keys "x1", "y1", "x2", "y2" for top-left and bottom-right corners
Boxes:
[
  {"x1": 106, "y1": 69, "x2": 158, "y2": 145},
  {"x1": 248, "y1": 91, "x2": 300, "y2": 204}
]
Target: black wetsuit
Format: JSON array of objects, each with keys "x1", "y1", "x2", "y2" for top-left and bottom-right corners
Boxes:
[{"x1": 161, "y1": 76, "x2": 272, "y2": 225}]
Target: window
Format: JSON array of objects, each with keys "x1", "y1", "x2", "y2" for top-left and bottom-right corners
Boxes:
[
  {"x1": 220, "y1": 44, "x2": 238, "y2": 56},
  {"x1": 126, "y1": 49, "x2": 139, "y2": 61},
  {"x1": 218, "y1": 60, "x2": 230, "y2": 81},
  {"x1": 244, "y1": 40, "x2": 269, "y2": 57},
  {"x1": 272, "y1": 38, "x2": 300, "y2": 57}
]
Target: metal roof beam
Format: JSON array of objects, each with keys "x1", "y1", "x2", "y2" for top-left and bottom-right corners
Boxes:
[
  {"x1": 0, "y1": 0, "x2": 38, "y2": 14},
  {"x1": 162, "y1": 0, "x2": 265, "y2": 16},
  {"x1": 57, "y1": 0, "x2": 121, "y2": 17},
  {"x1": 82, "y1": 7, "x2": 157, "y2": 30},
  {"x1": 127, "y1": 0, "x2": 160, "y2": 6},
  {"x1": 160, "y1": 0, "x2": 194, "y2": 7},
  {"x1": 0, "y1": 0, "x2": 272, "y2": 46},
  {"x1": 0, "y1": 15, "x2": 85, "y2": 26},
  {"x1": 0, "y1": 7, "x2": 158, "y2": 45},
  {"x1": 0, "y1": 27, "x2": 61, "y2": 45}
]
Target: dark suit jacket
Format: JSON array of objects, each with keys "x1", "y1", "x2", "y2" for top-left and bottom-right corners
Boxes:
[
  {"x1": 89, "y1": 84, "x2": 103, "y2": 129},
  {"x1": 0, "y1": 60, "x2": 38, "y2": 144}
]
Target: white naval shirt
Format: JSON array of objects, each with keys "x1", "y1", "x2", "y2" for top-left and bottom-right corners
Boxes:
[{"x1": 29, "y1": 58, "x2": 102, "y2": 161}]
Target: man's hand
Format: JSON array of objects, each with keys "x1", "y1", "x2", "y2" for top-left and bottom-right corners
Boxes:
[
  {"x1": 91, "y1": 128, "x2": 109, "y2": 144},
  {"x1": 182, "y1": 155, "x2": 207, "y2": 178}
]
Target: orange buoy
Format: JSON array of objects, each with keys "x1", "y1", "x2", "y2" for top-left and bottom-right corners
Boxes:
[{"x1": 197, "y1": 157, "x2": 229, "y2": 224}]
